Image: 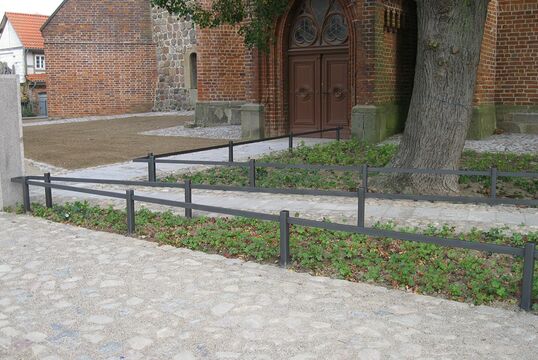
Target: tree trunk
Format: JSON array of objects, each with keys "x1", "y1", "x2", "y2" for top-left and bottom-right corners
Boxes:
[{"x1": 387, "y1": 0, "x2": 490, "y2": 195}]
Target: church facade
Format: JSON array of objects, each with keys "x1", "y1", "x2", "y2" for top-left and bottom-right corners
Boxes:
[{"x1": 42, "y1": 0, "x2": 537, "y2": 140}]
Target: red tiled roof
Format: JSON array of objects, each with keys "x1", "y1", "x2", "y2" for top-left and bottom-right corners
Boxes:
[
  {"x1": 26, "y1": 74, "x2": 47, "y2": 83},
  {"x1": 5, "y1": 12, "x2": 48, "y2": 50}
]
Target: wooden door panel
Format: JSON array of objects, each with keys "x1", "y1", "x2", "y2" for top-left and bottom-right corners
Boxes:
[
  {"x1": 322, "y1": 53, "x2": 349, "y2": 131},
  {"x1": 289, "y1": 55, "x2": 320, "y2": 133}
]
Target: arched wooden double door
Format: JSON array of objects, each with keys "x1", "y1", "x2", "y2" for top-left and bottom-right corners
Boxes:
[{"x1": 288, "y1": 0, "x2": 350, "y2": 137}]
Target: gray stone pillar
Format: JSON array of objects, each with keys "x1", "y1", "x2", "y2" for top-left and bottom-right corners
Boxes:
[
  {"x1": 0, "y1": 75, "x2": 25, "y2": 209},
  {"x1": 240, "y1": 103, "x2": 265, "y2": 139},
  {"x1": 351, "y1": 105, "x2": 379, "y2": 143}
]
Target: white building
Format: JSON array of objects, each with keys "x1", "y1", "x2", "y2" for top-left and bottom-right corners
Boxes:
[
  {"x1": 0, "y1": 12, "x2": 48, "y2": 115},
  {"x1": 0, "y1": 12, "x2": 48, "y2": 82}
]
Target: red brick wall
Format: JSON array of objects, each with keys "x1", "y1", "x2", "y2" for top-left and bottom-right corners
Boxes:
[
  {"x1": 253, "y1": 0, "x2": 416, "y2": 136},
  {"x1": 42, "y1": 0, "x2": 157, "y2": 117},
  {"x1": 257, "y1": 0, "x2": 367, "y2": 136},
  {"x1": 495, "y1": 0, "x2": 538, "y2": 106},
  {"x1": 374, "y1": 0, "x2": 417, "y2": 104},
  {"x1": 197, "y1": 23, "x2": 252, "y2": 102},
  {"x1": 474, "y1": 1, "x2": 498, "y2": 105}
]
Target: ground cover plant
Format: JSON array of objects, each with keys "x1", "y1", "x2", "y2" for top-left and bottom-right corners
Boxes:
[
  {"x1": 25, "y1": 201, "x2": 538, "y2": 311},
  {"x1": 162, "y1": 139, "x2": 538, "y2": 199}
]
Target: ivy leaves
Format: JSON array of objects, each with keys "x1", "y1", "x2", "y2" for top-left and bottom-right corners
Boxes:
[{"x1": 152, "y1": 0, "x2": 289, "y2": 50}]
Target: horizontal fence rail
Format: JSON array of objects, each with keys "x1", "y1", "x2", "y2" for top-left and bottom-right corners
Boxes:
[
  {"x1": 129, "y1": 152, "x2": 538, "y2": 206},
  {"x1": 133, "y1": 127, "x2": 342, "y2": 161},
  {"x1": 15, "y1": 173, "x2": 538, "y2": 209},
  {"x1": 11, "y1": 175, "x2": 538, "y2": 311}
]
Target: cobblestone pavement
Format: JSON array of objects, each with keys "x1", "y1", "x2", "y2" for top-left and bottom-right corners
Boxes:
[
  {"x1": 382, "y1": 133, "x2": 538, "y2": 154},
  {"x1": 23, "y1": 111, "x2": 195, "y2": 128},
  {"x1": 30, "y1": 187, "x2": 538, "y2": 233},
  {"x1": 141, "y1": 125, "x2": 242, "y2": 140},
  {"x1": 0, "y1": 213, "x2": 537, "y2": 359}
]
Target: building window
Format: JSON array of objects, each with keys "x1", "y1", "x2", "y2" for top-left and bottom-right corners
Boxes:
[
  {"x1": 189, "y1": 53, "x2": 197, "y2": 89},
  {"x1": 35, "y1": 55, "x2": 46, "y2": 70}
]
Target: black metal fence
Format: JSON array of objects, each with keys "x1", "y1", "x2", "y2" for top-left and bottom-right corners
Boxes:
[
  {"x1": 11, "y1": 175, "x2": 538, "y2": 311},
  {"x1": 134, "y1": 154, "x2": 538, "y2": 209},
  {"x1": 134, "y1": 126, "x2": 342, "y2": 161}
]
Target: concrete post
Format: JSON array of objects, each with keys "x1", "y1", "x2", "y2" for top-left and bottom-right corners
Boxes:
[
  {"x1": 0, "y1": 75, "x2": 25, "y2": 209},
  {"x1": 240, "y1": 103, "x2": 265, "y2": 139}
]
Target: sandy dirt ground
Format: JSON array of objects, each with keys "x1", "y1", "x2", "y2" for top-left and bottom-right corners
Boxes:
[{"x1": 23, "y1": 115, "x2": 226, "y2": 169}]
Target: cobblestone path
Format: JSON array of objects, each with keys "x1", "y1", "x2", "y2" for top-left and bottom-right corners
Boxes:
[
  {"x1": 29, "y1": 186, "x2": 538, "y2": 233},
  {"x1": 1, "y1": 213, "x2": 537, "y2": 359}
]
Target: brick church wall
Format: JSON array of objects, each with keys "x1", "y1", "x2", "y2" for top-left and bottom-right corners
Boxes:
[
  {"x1": 374, "y1": 0, "x2": 417, "y2": 105},
  {"x1": 494, "y1": 0, "x2": 538, "y2": 133},
  {"x1": 197, "y1": 25, "x2": 252, "y2": 102},
  {"x1": 474, "y1": 1, "x2": 498, "y2": 106},
  {"x1": 495, "y1": 0, "x2": 538, "y2": 106},
  {"x1": 42, "y1": 0, "x2": 157, "y2": 118}
]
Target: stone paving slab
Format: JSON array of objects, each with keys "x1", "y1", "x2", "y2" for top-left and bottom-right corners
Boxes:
[
  {"x1": 48, "y1": 137, "x2": 331, "y2": 180},
  {"x1": 382, "y1": 133, "x2": 538, "y2": 155},
  {"x1": 0, "y1": 213, "x2": 537, "y2": 359},
  {"x1": 23, "y1": 111, "x2": 195, "y2": 128},
  {"x1": 28, "y1": 185, "x2": 538, "y2": 233},
  {"x1": 141, "y1": 125, "x2": 242, "y2": 140}
]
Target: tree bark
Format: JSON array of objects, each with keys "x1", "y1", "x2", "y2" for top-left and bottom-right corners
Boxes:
[{"x1": 386, "y1": 0, "x2": 490, "y2": 195}]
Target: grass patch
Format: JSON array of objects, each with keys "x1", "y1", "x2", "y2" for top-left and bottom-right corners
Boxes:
[
  {"x1": 162, "y1": 139, "x2": 538, "y2": 198},
  {"x1": 26, "y1": 201, "x2": 538, "y2": 311}
]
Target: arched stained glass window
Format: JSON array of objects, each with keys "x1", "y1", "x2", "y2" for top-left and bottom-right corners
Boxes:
[{"x1": 290, "y1": 0, "x2": 349, "y2": 48}]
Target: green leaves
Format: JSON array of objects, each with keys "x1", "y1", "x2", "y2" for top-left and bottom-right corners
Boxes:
[
  {"x1": 152, "y1": 0, "x2": 289, "y2": 50},
  {"x1": 27, "y1": 202, "x2": 538, "y2": 309},
  {"x1": 163, "y1": 138, "x2": 537, "y2": 199}
]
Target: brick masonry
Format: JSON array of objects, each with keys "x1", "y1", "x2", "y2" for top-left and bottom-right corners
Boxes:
[
  {"x1": 42, "y1": 0, "x2": 157, "y2": 118},
  {"x1": 195, "y1": 0, "x2": 537, "y2": 137},
  {"x1": 42, "y1": 0, "x2": 537, "y2": 135}
]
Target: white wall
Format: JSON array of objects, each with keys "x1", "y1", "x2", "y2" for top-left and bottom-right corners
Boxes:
[
  {"x1": 0, "y1": 21, "x2": 22, "y2": 48},
  {"x1": 0, "y1": 21, "x2": 24, "y2": 83},
  {"x1": 0, "y1": 48, "x2": 24, "y2": 82}
]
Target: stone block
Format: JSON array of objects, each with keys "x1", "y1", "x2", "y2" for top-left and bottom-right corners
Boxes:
[
  {"x1": 467, "y1": 104, "x2": 496, "y2": 140},
  {"x1": 351, "y1": 103, "x2": 408, "y2": 143},
  {"x1": 0, "y1": 75, "x2": 24, "y2": 209},
  {"x1": 195, "y1": 101, "x2": 246, "y2": 126},
  {"x1": 496, "y1": 105, "x2": 538, "y2": 134},
  {"x1": 240, "y1": 103, "x2": 265, "y2": 139},
  {"x1": 351, "y1": 105, "x2": 378, "y2": 143}
]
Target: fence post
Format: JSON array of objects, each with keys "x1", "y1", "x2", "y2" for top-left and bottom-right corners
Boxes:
[
  {"x1": 184, "y1": 179, "x2": 192, "y2": 219},
  {"x1": 228, "y1": 141, "x2": 234, "y2": 163},
  {"x1": 357, "y1": 187, "x2": 366, "y2": 228},
  {"x1": 520, "y1": 242, "x2": 536, "y2": 311},
  {"x1": 44, "y1": 172, "x2": 52, "y2": 209},
  {"x1": 361, "y1": 164, "x2": 369, "y2": 191},
  {"x1": 22, "y1": 176, "x2": 31, "y2": 213},
  {"x1": 336, "y1": 127, "x2": 341, "y2": 142},
  {"x1": 289, "y1": 132, "x2": 294, "y2": 152},
  {"x1": 490, "y1": 166, "x2": 497, "y2": 200},
  {"x1": 279, "y1": 210, "x2": 291, "y2": 268},
  {"x1": 126, "y1": 190, "x2": 135, "y2": 236},
  {"x1": 249, "y1": 159, "x2": 256, "y2": 188},
  {"x1": 148, "y1": 153, "x2": 157, "y2": 182}
]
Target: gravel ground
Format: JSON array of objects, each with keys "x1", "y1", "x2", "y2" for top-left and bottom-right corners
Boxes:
[
  {"x1": 1, "y1": 212, "x2": 537, "y2": 359},
  {"x1": 23, "y1": 115, "x2": 225, "y2": 169},
  {"x1": 381, "y1": 133, "x2": 538, "y2": 154},
  {"x1": 141, "y1": 125, "x2": 242, "y2": 140}
]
